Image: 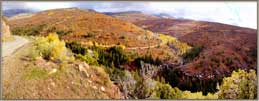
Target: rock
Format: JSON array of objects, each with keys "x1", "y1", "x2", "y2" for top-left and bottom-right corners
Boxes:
[
  {"x1": 2, "y1": 17, "x2": 12, "y2": 42},
  {"x1": 51, "y1": 82, "x2": 55, "y2": 87},
  {"x1": 101, "y1": 86, "x2": 105, "y2": 92},
  {"x1": 78, "y1": 64, "x2": 85, "y2": 72},
  {"x1": 82, "y1": 71, "x2": 90, "y2": 78},
  {"x1": 48, "y1": 69, "x2": 57, "y2": 74},
  {"x1": 78, "y1": 63, "x2": 90, "y2": 78},
  {"x1": 87, "y1": 79, "x2": 92, "y2": 83},
  {"x1": 93, "y1": 86, "x2": 97, "y2": 89},
  {"x1": 83, "y1": 62, "x2": 90, "y2": 69}
]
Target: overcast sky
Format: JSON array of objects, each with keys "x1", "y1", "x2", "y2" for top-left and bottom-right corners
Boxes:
[{"x1": 2, "y1": 1, "x2": 257, "y2": 29}]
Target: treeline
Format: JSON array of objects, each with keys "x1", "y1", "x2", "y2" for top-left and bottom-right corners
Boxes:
[
  {"x1": 182, "y1": 45, "x2": 204, "y2": 63},
  {"x1": 161, "y1": 67, "x2": 220, "y2": 95},
  {"x1": 66, "y1": 42, "x2": 129, "y2": 68},
  {"x1": 12, "y1": 24, "x2": 72, "y2": 37}
]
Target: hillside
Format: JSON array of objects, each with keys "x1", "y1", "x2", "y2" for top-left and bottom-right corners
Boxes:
[
  {"x1": 2, "y1": 42, "x2": 122, "y2": 99},
  {"x1": 133, "y1": 18, "x2": 257, "y2": 93},
  {"x1": 8, "y1": 8, "x2": 161, "y2": 48},
  {"x1": 134, "y1": 18, "x2": 195, "y2": 37},
  {"x1": 8, "y1": 8, "x2": 183, "y2": 61},
  {"x1": 104, "y1": 11, "x2": 160, "y2": 23}
]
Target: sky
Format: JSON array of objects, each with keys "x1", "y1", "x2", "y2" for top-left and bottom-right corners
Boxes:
[{"x1": 2, "y1": 1, "x2": 257, "y2": 29}]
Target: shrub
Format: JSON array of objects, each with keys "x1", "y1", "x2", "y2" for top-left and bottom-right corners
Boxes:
[
  {"x1": 12, "y1": 24, "x2": 46, "y2": 36},
  {"x1": 66, "y1": 41, "x2": 87, "y2": 55},
  {"x1": 92, "y1": 45, "x2": 129, "y2": 67},
  {"x1": 105, "y1": 67, "x2": 127, "y2": 81},
  {"x1": 154, "y1": 81, "x2": 183, "y2": 99},
  {"x1": 32, "y1": 33, "x2": 69, "y2": 62},
  {"x1": 250, "y1": 48, "x2": 257, "y2": 60},
  {"x1": 153, "y1": 79, "x2": 218, "y2": 99},
  {"x1": 181, "y1": 91, "x2": 217, "y2": 99},
  {"x1": 83, "y1": 32, "x2": 96, "y2": 38},
  {"x1": 134, "y1": 53, "x2": 162, "y2": 68},
  {"x1": 183, "y1": 45, "x2": 204, "y2": 63},
  {"x1": 107, "y1": 45, "x2": 129, "y2": 67},
  {"x1": 12, "y1": 24, "x2": 47, "y2": 36},
  {"x1": 66, "y1": 42, "x2": 129, "y2": 67},
  {"x1": 120, "y1": 36, "x2": 126, "y2": 39},
  {"x1": 161, "y1": 66, "x2": 219, "y2": 95},
  {"x1": 218, "y1": 69, "x2": 257, "y2": 99},
  {"x1": 56, "y1": 30, "x2": 72, "y2": 37},
  {"x1": 66, "y1": 42, "x2": 99, "y2": 65},
  {"x1": 75, "y1": 53, "x2": 98, "y2": 65},
  {"x1": 159, "y1": 34, "x2": 191, "y2": 55},
  {"x1": 225, "y1": 57, "x2": 233, "y2": 66},
  {"x1": 12, "y1": 27, "x2": 27, "y2": 36},
  {"x1": 133, "y1": 78, "x2": 156, "y2": 99}
]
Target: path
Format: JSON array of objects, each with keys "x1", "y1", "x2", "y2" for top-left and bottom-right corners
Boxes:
[{"x1": 2, "y1": 35, "x2": 30, "y2": 58}]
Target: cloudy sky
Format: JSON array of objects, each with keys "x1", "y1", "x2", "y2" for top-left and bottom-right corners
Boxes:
[{"x1": 2, "y1": 1, "x2": 257, "y2": 29}]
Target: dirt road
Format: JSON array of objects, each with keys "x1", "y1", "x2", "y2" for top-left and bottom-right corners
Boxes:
[{"x1": 2, "y1": 36, "x2": 30, "y2": 58}]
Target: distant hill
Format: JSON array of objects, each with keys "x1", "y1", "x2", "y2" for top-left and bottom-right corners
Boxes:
[
  {"x1": 8, "y1": 8, "x2": 160, "y2": 48},
  {"x1": 104, "y1": 11, "x2": 160, "y2": 22},
  {"x1": 134, "y1": 18, "x2": 257, "y2": 81},
  {"x1": 103, "y1": 11, "x2": 142, "y2": 15},
  {"x1": 154, "y1": 13, "x2": 175, "y2": 19},
  {"x1": 3, "y1": 9, "x2": 36, "y2": 17}
]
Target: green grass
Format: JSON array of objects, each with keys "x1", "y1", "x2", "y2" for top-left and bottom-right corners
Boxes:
[{"x1": 22, "y1": 67, "x2": 49, "y2": 80}]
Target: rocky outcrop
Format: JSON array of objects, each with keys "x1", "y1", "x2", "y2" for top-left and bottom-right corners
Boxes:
[{"x1": 2, "y1": 16, "x2": 13, "y2": 42}]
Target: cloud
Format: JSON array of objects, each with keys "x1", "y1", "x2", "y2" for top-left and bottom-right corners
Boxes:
[
  {"x1": 2, "y1": 1, "x2": 257, "y2": 29},
  {"x1": 72, "y1": 1, "x2": 151, "y2": 12},
  {"x1": 2, "y1": 1, "x2": 74, "y2": 10}
]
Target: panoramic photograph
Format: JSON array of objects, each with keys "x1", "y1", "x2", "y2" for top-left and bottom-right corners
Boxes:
[{"x1": 1, "y1": 1, "x2": 257, "y2": 99}]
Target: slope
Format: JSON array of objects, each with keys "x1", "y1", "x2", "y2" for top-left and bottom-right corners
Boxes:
[{"x1": 8, "y1": 8, "x2": 160, "y2": 48}]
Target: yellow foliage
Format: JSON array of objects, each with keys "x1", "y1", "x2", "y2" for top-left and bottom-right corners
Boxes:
[
  {"x1": 47, "y1": 33, "x2": 58, "y2": 41},
  {"x1": 32, "y1": 33, "x2": 70, "y2": 62},
  {"x1": 159, "y1": 34, "x2": 192, "y2": 55},
  {"x1": 218, "y1": 69, "x2": 257, "y2": 99},
  {"x1": 84, "y1": 41, "x2": 126, "y2": 50},
  {"x1": 47, "y1": 12, "x2": 54, "y2": 16},
  {"x1": 182, "y1": 91, "x2": 218, "y2": 99},
  {"x1": 117, "y1": 44, "x2": 126, "y2": 50}
]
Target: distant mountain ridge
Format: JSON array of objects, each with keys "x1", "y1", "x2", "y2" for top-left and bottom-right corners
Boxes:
[
  {"x1": 3, "y1": 9, "x2": 36, "y2": 17},
  {"x1": 103, "y1": 11, "x2": 142, "y2": 15},
  {"x1": 103, "y1": 11, "x2": 160, "y2": 22},
  {"x1": 154, "y1": 13, "x2": 174, "y2": 19}
]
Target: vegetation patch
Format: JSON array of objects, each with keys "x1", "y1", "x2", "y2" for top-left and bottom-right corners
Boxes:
[
  {"x1": 12, "y1": 24, "x2": 47, "y2": 36},
  {"x1": 182, "y1": 45, "x2": 204, "y2": 63},
  {"x1": 31, "y1": 33, "x2": 72, "y2": 62},
  {"x1": 22, "y1": 67, "x2": 48, "y2": 80},
  {"x1": 134, "y1": 53, "x2": 162, "y2": 68},
  {"x1": 66, "y1": 41, "x2": 129, "y2": 68},
  {"x1": 218, "y1": 69, "x2": 257, "y2": 99},
  {"x1": 159, "y1": 34, "x2": 191, "y2": 55}
]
